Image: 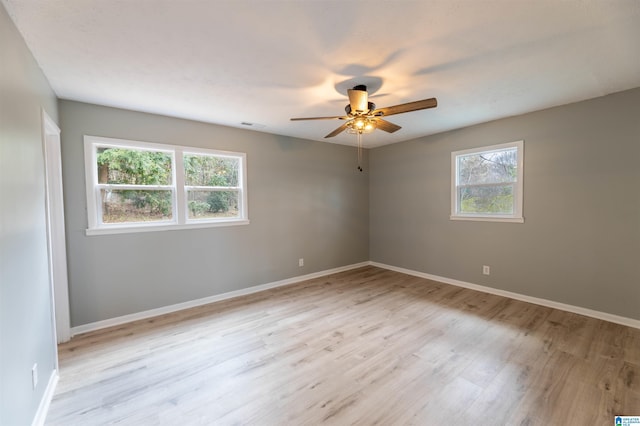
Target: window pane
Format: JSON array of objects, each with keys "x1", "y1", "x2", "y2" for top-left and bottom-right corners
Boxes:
[
  {"x1": 96, "y1": 147, "x2": 172, "y2": 185},
  {"x1": 184, "y1": 155, "x2": 239, "y2": 187},
  {"x1": 458, "y1": 185, "x2": 514, "y2": 215},
  {"x1": 187, "y1": 190, "x2": 239, "y2": 219},
  {"x1": 101, "y1": 189, "x2": 173, "y2": 223},
  {"x1": 458, "y1": 147, "x2": 517, "y2": 185}
]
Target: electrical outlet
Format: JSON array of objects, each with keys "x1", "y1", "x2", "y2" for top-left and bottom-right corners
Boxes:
[
  {"x1": 298, "y1": 258, "x2": 304, "y2": 267},
  {"x1": 32, "y1": 364, "x2": 38, "y2": 389},
  {"x1": 483, "y1": 265, "x2": 490, "y2": 275}
]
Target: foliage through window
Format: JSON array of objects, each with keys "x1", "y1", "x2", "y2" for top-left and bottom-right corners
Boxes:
[
  {"x1": 85, "y1": 136, "x2": 248, "y2": 234},
  {"x1": 184, "y1": 154, "x2": 240, "y2": 220},
  {"x1": 451, "y1": 141, "x2": 523, "y2": 222}
]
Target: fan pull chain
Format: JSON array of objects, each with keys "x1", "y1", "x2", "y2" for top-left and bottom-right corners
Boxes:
[{"x1": 357, "y1": 132, "x2": 363, "y2": 172}]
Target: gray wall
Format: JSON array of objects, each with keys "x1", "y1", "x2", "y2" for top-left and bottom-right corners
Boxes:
[
  {"x1": 59, "y1": 101, "x2": 369, "y2": 327},
  {"x1": 370, "y1": 88, "x2": 640, "y2": 321},
  {"x1": 0, "y1": 4, "x2": 59, "y2": 426}
]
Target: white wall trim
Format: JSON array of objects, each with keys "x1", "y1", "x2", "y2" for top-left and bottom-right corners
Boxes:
[
  {"x1": 370, "y1": 261, "x2": 640, "y2": 330},
  {"x1": 42, "y1": 108, "x2": 71, "y2": 345},
  {"x1": 71, "y1": 259, "x2": 640, "y2": 337},
  {"x1": 31, "y1": 370, "x2": 58, "y2": 426},
  {"x1": 71, "y1": 261, "x2": 370, "y2": 336}
]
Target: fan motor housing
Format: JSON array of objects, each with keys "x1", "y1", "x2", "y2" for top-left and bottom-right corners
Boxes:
[{"x1": 345, "y1": 102, "x2": 376, "y2": 116}]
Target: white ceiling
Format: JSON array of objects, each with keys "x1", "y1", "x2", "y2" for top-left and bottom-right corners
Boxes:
[{"x1": 3, "y1": 0, "x2": 640, "y2": 148}]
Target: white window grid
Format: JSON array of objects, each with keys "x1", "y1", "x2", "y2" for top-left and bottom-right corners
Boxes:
[
  {"x1": 450, "y1": 140, "x2": 524, "y2": 223},
  {"x1": 84, "y1": 135, "x2": 249, "y2": 235}
]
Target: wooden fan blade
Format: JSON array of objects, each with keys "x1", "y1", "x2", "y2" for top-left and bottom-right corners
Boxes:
[
  {"x1": 291, "y1": 115, "x2": 348, "y2": 121},
  {"x1": 374, "y1": 98, "x2": 437, "y2": 117},
  {"x1": 325, "y1": 122, "x2": 350, "y2": 138},
  {"x1": 374, "y1": 118, "x2": 402, "y2": 133},
  {"x1": 347, "y1": 89, "x2": 368, "y2": 113}
]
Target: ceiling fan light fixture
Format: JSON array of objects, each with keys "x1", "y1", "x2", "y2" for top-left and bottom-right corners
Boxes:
[
  {"x1": 346, "y1": 117, "x2": 376, "y2": 134},
  {"x1": 364, "y1": 120, "x2": 375, "y2": 132},
  {"x1": 290, "y1": 84, "x2": 437, "y2": 141}
]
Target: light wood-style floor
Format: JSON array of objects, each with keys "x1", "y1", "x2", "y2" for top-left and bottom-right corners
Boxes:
[{"x1": 47, "y1": 266, "x2": 640, "y2": 425}]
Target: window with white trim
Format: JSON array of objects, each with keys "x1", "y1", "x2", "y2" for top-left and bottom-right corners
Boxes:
[
  {"x1": 451, "y1": 140, "x2": 523, "y2": 223},
  {"x1": 84, "y1": 135, "x2": 248, "y2": 235}
]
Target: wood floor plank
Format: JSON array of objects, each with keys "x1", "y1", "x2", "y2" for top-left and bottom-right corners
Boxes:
[{"x1": 46, "y1": 266, "x2": 640, "y2": 425}]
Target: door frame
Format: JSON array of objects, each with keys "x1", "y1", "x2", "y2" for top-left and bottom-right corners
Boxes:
[{"x1": 42, "y1": 109, "x2": 71, "y2": 343}]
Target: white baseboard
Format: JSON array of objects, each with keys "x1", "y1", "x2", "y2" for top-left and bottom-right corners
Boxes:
[
  {"x1": 32, "y1": 369, "x2": 58, "y2": 426},
  {"x1": 71, "y1": 260, "x2": 640, "y2": 336},
  {"x1": 71, "y1": 261, "x2": 370, "y2": 336},
  {"x1": 370, "y1": 261, "x2": 640, "y2": 330}
]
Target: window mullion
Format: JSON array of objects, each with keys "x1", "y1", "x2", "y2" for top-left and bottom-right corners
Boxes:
[
  {"x1": 97, "y1": 184, "x2": 173, "y2": 191},
  {"x1": 174, "y1": 149, "x2": 185, "y2": 225},
  {"x1": 184, "y1": 185, "x2": 240, "y2": 191},
  {"x1": 456, "y1": 182, "x2": 515, "y2": 189}
]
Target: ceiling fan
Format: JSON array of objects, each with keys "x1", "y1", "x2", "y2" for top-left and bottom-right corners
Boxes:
[{"x1": 290, "y1": 84, "x2": 438, "y2": 139}]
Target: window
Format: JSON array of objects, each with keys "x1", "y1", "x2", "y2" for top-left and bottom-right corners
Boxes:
[
  {"x1": 451, "y1": 140, "x2": 523, "y2": 223},
  {"x1": 84, "y1": 135, "x2": 248, "y2": 235}
]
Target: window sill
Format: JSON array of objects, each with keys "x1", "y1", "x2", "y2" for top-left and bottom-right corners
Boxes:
[
  {"x1": 86, "y1": 219, "x2": 250, "y2": 236},
  {"x1": 450, "y1": 215, "x2": 524, "y2": 223}
]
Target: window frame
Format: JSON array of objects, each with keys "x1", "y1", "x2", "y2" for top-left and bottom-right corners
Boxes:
[
  {"x1": 450, "y1": 140, "x2": 524, "y2": 223},
  {"x1": 84, "y1": 135, "x2": 249, "y2": 235}
]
